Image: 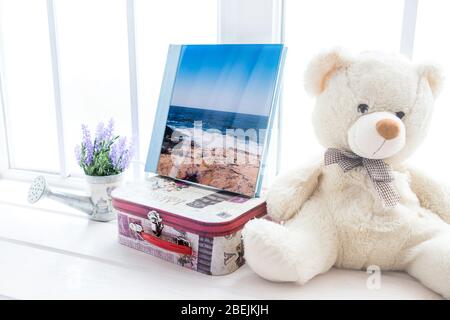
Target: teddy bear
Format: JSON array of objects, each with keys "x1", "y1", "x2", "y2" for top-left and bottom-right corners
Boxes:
[{"x1": 242, "y1": 48, "x2": 450, "y2": 298}]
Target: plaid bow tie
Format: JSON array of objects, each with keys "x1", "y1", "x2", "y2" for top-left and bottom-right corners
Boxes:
[{"x1": 324, "y1": 148, "x2": 400, "y2": 208}]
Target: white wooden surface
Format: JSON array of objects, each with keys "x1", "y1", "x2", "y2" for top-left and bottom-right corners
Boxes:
[{"x1": 0, "y1": 180, "x2": 442, "y2": 300}]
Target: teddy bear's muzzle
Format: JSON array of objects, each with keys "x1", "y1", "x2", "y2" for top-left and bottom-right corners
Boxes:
[{"x1": 348, "y1": 111, "x2": 406, "y2": 160}]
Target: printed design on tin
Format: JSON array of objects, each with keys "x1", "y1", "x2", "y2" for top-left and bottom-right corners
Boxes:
[
  {"x1": 216, "y1": 211, "x2": 232, "y2": 219},
  {"x1": 177, "y1": 255, "x2": 195, "y2": 267},
  {"x1": 223, "y1": 241, "x2": 245, "y2": 267},
  {"x1": 186, "y1": 191, "x2": 236, "y2": 209},
  {"x1": 197, "y1": 236, "x2": 214, "y2": 275},
  {"x1": 149, "y1": 177, "x2": 190, "y2": 192},
  {"x1": 223, "y1": 233, "x2": 245, "y2": 267},
  {"x1": 118, "y1": 212, "x2": 132, "y2": 237}
]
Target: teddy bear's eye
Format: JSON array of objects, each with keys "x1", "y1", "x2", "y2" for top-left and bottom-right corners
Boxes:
[
  {"x1": 357, "y1": 104, "x2": 369, "y2": 114},
  {"x1": 395, "y1": 111, "x2": 405, "y2": 119}
]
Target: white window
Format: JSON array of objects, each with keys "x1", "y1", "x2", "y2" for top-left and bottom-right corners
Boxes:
[
  {"x1": 408, "y1": 0, "x2": 450, "y2": 178},
  {"x1": 1, "y1": 0, "x2": 448, "y2": 186},
  {"x1": 0, "y1": 0, "x2": 217, "y2": 187},
  {"x1": 0, "y1": 0, "x2": 61, "y2": 174},
  {"x1": 281, "y1": 0, "x2": 406, "y2": 170},
  {"x1": 281, "y1": 0, "x2": 450, "y2": 181},
  {"x1": 54, "y1": 0, "x2": 134, "y2": 177}
]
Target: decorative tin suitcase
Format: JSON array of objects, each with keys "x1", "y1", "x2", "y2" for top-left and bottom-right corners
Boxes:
[{"x1": 112, "y1": 176, "x2": 266, "y2": 275}]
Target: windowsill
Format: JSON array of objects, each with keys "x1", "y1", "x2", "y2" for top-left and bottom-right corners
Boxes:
[
  {"x1": 0, "y1": 179, "x2": 442, "y2": 299},
  {"x1": 0, "y1": 168, "x2": 87, "y2": 191}
]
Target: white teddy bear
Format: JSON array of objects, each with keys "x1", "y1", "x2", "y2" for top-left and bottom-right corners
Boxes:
[{"x1": 242, "y1": 48, "x2": 450, "y2": 298}]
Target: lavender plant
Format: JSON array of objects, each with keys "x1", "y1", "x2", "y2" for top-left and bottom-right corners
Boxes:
[{"x1": 75, "y1": 119, "x2": 133, "y2": 176}]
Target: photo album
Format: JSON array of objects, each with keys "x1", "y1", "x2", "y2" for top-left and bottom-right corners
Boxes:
[{"x1": 145, "y1": 44, "x2": 286, "y2": 197}]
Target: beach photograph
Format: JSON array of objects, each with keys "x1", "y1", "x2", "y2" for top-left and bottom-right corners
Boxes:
[{"x1": 157, "y1": 45, "x2": 282, "y2": 196}]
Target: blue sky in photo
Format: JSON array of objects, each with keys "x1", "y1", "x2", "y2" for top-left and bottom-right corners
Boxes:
[{"x1": 170, "y1": 44, "x2": 282, "y2": 116}]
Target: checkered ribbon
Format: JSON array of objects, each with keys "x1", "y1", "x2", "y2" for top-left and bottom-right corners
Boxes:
[{"x1": 324, "y1": 148, "x2": 400, "y2": 207}]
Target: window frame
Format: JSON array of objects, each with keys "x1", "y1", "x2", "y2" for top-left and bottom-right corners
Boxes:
[
  {"x1": 400, "y1": 0, "x2": 419, "y2": 58},
  {"x1": 0, "y1": 71, "x2": 9, "y2": 176},
  {"x1": 0, "y1": 0, "x2": 420, "y2": 187},
  {"x1": 0, "y1": 0, "x2": 141, "y2": 186}
]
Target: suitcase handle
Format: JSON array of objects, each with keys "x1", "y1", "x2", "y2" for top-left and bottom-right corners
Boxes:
[
  {"x1": 139, "y1": 232, "x2": 192, "y2": 256},
  {"x1": 129, "y1": 223, "x2": 192, "y2": 256}
]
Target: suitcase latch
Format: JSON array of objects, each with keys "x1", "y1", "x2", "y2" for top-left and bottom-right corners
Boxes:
[
  {"x1": 129, "y1": 222, "x2": 143, "y2": 233},
  {"x1": 148, "y1": 210, "x2": 164, "y2": 237}
]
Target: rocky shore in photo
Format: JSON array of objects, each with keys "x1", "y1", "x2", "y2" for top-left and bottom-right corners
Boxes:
[{"x1": 157, "y1": 142, "x2": 260, "y2": 196}]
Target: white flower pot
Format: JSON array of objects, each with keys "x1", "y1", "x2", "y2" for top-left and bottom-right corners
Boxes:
[{"x1": 85, "y1": 173, "x2": 124, "y2": 222}]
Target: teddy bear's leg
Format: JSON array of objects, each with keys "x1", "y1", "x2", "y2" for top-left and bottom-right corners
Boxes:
[
  {"x1": 242, "y1": 200, "x2": 337, "y2": 284},
  {"x1": 405, "y1": 234, "x2": 450, "y2": 299}
]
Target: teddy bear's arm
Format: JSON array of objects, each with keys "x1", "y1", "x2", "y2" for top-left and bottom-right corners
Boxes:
[
  {"x1": 407, "y1": 167, "x2": 450, "y2": 224},
  {"x1": 265, "y1": 164, "x2": 322, "y2": 222}
]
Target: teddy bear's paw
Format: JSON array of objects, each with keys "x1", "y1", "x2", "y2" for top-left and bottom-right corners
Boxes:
[
  {"x1": 242, "y1": 219, "x2": 301, "y2": 283},
  {"x1": 406, "y1": 235, "x2": 450, "y2": 299}
]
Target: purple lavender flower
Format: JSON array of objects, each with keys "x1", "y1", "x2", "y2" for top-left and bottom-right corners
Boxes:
[
  {"x1": 81, "y1": 124, "x2": 94, "y2": 165},
  {"x1": 76, "y1": 119, "x2": 132, "y2": 176},
  {"x1": 109, "y1": 137, "x2": 134, "y2": 171},
  {"x1": 116, "y1": 137, "x2": 127, "y2": 168},
  {"x1": 94, "y1": 121, "x2": 105, "y2": 151},
  {"x1": 109, "y1": 139, "x2": 121, "y2": 168},
  {"x1": 94, "y1": 118, "x2": 115, "y2": 151},
  {"x1": 74, "y1": 145, "x2": 81, "y2": 163},
  {"x1": 119, "y1": 140, "x2": 134, "y2": 170},
  {"x1": 104, "y1": 118, "x2": 115, "y2": 142}
]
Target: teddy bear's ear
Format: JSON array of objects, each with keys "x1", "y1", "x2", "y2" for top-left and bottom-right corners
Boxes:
[
  {"x1": 417, "y1": 63, "x2": 445, "y2": 98},
  {"x1": 304, "y1": 48, "x2": 352, "y2": 97}
]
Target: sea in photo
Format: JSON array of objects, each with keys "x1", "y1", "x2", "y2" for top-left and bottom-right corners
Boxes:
[{"x1": 166, "y1": 105, "x2": 269, "y2": 135}]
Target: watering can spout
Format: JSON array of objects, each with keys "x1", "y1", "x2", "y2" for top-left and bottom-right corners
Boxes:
[{"x1": 28, "y1": 176, "x2": 115, "y2": 221}]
